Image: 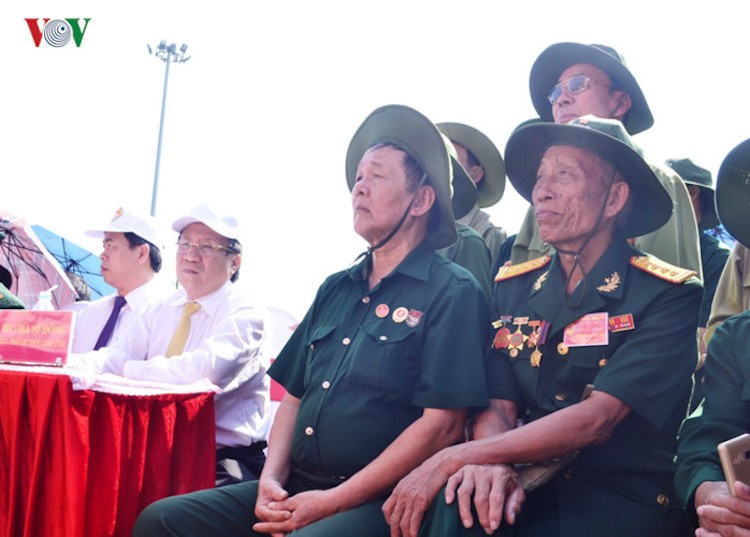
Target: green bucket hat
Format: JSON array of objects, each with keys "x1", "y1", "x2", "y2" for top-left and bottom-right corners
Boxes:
[
  {"x1": 437, "y1": 122, "x2": 506, "y2": 208},
  {"x1": 441, "y1": 133, "x2": 478, "y2": 220},
  {"x1": 504, "y1": 115, "x2": 671, "y2": 238},
  {"x1": 716, "y1": 138, "x2": 750, "y2": 249},
  {"x1": 665, "y1": 158, "x2": 720, "y2": 229},
  {"x1": 346, "y1": 104, "x2": 457, "y2": 250},
  {"x1": 529, "y1": 42, "x2": 654, "y2": 135}
]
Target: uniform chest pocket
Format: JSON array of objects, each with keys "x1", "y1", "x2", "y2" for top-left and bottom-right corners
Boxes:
[
  {"x1": 347, "y1": 324, "x2": 420, "y2": 399},
  {"x1": 303, "y1": 324, "x2": 337, "y2": 387}
]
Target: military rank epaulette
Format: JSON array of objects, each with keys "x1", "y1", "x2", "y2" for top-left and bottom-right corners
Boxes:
[
  {"x1": 629, "y1": 255, "x2": 697, "y2": 284},
  {"x1": 494, "y1": 256, "x2": 551, "y2": 282}
]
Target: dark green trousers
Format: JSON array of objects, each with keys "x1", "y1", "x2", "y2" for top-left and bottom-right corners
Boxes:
[{"x1": 133, "y1": 478, "x2": 391, "y2": 536}]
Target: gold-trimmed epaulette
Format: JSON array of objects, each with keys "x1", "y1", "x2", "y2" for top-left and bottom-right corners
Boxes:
[
  {"x1": 494, "y1": 256, "x2": 551, "y2": 282},
  {"x1": 630, "y1": 255, "x2": 696, "y2": 284}
]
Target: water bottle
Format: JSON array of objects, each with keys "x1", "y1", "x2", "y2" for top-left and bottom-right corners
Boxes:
[{"x1": 32, "y1": 289, "x2": 55, "y2": 311}]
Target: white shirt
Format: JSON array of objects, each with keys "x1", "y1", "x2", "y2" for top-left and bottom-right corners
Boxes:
[
  {"x1": 69, "y1": 281, "x2": 269, "y2": 448},
  {"x1": 66, "y1": 278, "x2": 168, "y2": 353}
]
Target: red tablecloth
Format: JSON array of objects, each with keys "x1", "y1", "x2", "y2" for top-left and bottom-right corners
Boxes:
[{"x1": 0, "y1": 369, "x2": 216, "y2": 537}]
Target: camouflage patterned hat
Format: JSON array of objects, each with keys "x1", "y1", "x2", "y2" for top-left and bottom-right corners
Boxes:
[{"x1": 716, "y1": 138, "x2": 750, "y2": 248}]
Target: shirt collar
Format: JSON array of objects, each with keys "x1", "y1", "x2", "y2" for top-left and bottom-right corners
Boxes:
[{"x1": 347, "y1": 240, "x2": 434, "y2": 284}]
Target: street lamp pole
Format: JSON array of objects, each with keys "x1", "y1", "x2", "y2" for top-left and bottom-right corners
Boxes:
[{"x1": 147, "y1": 41, "x2": 190, "y2": 217}]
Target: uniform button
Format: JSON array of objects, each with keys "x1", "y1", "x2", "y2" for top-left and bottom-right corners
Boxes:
[
  {"x1": 305, "y1": 426, "x2": 314, "y2": 436},
  {"x1": 598, "y1": 358, "x2": 607, "y2": 367},
  {"x1": 554, "y1": 393, "x2": 567, "y2": 401},
  {"x1": 309, "y1": 343, "x2": 315, "y2": 350},
  {"x1": 563, "y1": 470, "x2": 573, "y2": 480},
  {"x1": 342, "y1": 337, "x2": 351, "y2": 345},
  {"x1": 362, "y1": 296, "x2": 370, "y2": 304},
  {"x1": 657, "y1": 494, "x2": 669, "y2": 507},
  {"x1": 379, "y1": 335, "x2": 388, "y2": 341},
  {"x1": 321, "y1": 380, "x2": 331, "y2": 389}
]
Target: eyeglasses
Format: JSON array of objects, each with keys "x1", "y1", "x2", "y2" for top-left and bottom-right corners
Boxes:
[
  {"x1": 547, "y1": 75, "x2": 611, "y2": 104},
  {"x1": 176, "y1": 240, "x2": 235, "y2": 257}
]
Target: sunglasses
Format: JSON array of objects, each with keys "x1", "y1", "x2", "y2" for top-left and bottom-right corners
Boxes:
[{"x1": 548, "y1": 75, "x2": 611, "y2": 104}]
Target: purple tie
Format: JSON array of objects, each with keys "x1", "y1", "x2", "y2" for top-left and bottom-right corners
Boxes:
[{"x1": 94, "y1": 295, "x2": 127, "y2": 350}]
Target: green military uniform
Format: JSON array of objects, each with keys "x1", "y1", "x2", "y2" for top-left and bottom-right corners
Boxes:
[
  {"x1": 424, "y1": 236, "x2": 702, "y2": 536},
  {"x1": 674, "y1": 310, "x2": 750, "y2": 526},
  {"x1": 459, "y1": 207, "x2": 507, "y2": 273},
  {"x1": 510, "y1": 164, "x2": 704, "y2": 282},
  {"x1": 438, "y1": 222, "x2": 492, "y2": 304},
  {"x1": 698, "y1": 232, "x2": 730, "y2": 328},
  {"x1": 134, "y1": 241, "x2": 491, "y2": 536}
]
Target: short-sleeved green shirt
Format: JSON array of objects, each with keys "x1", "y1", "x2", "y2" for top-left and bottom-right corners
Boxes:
[
  {"x1": 675, "y1": 310, "x2": 750, "y2": 524},
  {"x1": 488, "y1": 236, "x2": 702, "y2": 531},
  {"x1": 270, "y1": 241, "x2": 490, "y2": 479}
]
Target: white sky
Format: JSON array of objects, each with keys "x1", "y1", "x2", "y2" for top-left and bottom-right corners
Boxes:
[{"x1": 2, "y1": 1, "x2": 749, "y2": 319}]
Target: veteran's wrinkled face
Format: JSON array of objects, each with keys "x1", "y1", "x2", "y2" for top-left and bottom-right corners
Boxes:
[
  {"x1": 532, "y1": 145, "x2": 618, "y2": 251},
  {"x1": 351, "y1": 145, "x2": 415, "y2": 246},
  {"x1": 551, "y1": 64, "x2": 630, "y2": 125}
]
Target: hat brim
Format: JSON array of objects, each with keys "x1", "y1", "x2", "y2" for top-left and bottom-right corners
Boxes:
[
  {"x1": 529, "y1": 42, "x2": 654, "y2": 135},
  {"x1": 449, "y1": 154, "x2": 478, "y2": 220},
  {"x1": 346, "y1": 105, "x2": 457, "y2": 249},
  {"x1": 438, "y1": 122, "x2": 506, "y2": 208},
  {"x1": 505, "y1": 122, "x2": 671, "y2": 238},
  {"x1": 717, "y1": 138, "x2": 750, "y2": 248}
]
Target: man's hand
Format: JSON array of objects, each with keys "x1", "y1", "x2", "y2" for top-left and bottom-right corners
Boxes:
[
  {"x1": 382, "y1": 448, "x2": 458, "y2": 537},
  {"x1": 695, "y1": 480, "x2": 750, "y2": 536},
  {"x1": 253, "y1": 488, "x2": 339, "y2": 535},
  {"x1": 445, "y1": 464, "x2": 524, "y2": 535},
  {"x1": 254, "y1": 478, "x2": 292, "y2": 537}
]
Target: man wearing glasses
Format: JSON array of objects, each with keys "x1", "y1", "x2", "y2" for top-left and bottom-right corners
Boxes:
[
  {"x1": 69, "y1": 204, "x2": 269, "y2": 486},
  {"x1": 508, "y1": 42, "x2": 702, "y2": 282}
]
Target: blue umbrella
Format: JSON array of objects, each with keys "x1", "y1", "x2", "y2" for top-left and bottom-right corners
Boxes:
[{"x1": 31, "y1": 225, "x2": 115, "y2": 300}]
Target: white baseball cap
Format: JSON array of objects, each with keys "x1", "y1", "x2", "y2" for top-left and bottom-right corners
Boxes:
[
  {"x1": 171, "y1": 204, "x2": 241, "y2": 243},
  {"x1": 85, "y1": 207, "x2": 163, "y2": 247}
]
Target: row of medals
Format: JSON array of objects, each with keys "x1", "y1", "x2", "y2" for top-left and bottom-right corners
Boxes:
[{"x1": 492, "y1": 317, "x2": 568, "y2": 368}]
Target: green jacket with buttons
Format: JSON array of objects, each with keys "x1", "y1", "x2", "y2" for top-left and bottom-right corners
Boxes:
[{"x1": 488, "y1": 235, "x2": 702, "y2": 535}]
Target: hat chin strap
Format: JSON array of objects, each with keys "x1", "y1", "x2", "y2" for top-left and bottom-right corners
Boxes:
[
  {"x1": 350, "y1": 172, "x2": 429, "y2": 278},
  {"x1": 554, "y1": 165, "x2": 617, "y2": 308}
]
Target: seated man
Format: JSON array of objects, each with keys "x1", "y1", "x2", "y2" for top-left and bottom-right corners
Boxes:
[
  {"x1": 69, "y1": 204, "x2": 269, "y2": 486},
  {"x1": 675, "y1": 137, "x2": 750, "y2": 535},
  {"x1": 132, "y1": 104, "x2": 490, "y2": 536},
  {"x1": 383, "y1": 116, "x2": 702, "y2": 536},
  {"x1": 69, "y1": 207, "x2": 166, "y2": 352}
]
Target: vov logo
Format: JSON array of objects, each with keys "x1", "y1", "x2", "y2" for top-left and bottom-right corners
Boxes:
[{"x1": 25, "y1": 18, "x2": 91, "y2": 48}]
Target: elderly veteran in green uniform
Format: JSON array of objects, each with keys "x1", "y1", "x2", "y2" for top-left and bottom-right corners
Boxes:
[
  {"x1": 666, "y1": 158, "x2": 730, "y2": 360},
  {"x1": 704, "y1": 139, "x2": 750, "y2": 346},
  {"x1": 675, "y1": 139, "x2": 750, "y2": 536},
  {"x1": 382, "y1": 115, "x2": 702, "y2": 537},
  {"x1": 132, "y1": 104, "x2": 491, "y2": 537},
  {"x1": 438, "y1": 122, "x2": 507, "y2": 269},
  {"x1": 509, "y1": 42, "x2": 703, "y2": 282},
  {"x1": 437, "y1": 135, "x2": 493, "y2": 303}
]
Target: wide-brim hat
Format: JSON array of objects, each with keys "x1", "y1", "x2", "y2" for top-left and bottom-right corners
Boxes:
[
  {"x1": 716, "y1": 138, "x2": 750, "y2": 249},
  {"x1": 529, "y1": 42, "x2": 654, "y2": 135},
  {"x1": 437, "y1": 122, "x2": 506, "y2": 208},
  {"x1": 441, "y1": 133, "x2": 478, "y2": 220},
  {"x1": 346, "y1": 104, "x2": 457, "y2": 249},
  {"x1": 505, "y1": 115, "x2": 671, "y2": 238},
  {"x1": 666, "y1": 157, "x2": 720, "y2": 229}
]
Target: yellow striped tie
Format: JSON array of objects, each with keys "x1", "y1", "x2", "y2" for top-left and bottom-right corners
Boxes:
[{"x1": 165, "y1": 301, "x2": 201, "y2": 357}]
